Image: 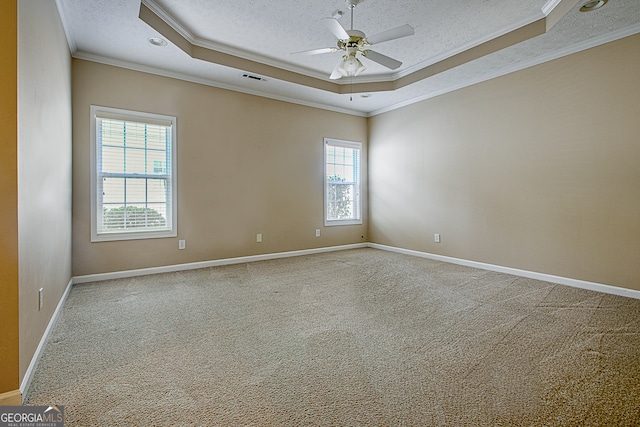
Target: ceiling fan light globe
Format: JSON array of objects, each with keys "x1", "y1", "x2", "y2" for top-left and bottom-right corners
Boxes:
[{"x1": 338, "y1": 56, "x2": 366, "y2": 77}]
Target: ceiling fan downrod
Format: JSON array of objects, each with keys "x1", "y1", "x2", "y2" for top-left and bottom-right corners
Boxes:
[{"x1": 345, "y1": 0, "x2": 362, "y2": 30}]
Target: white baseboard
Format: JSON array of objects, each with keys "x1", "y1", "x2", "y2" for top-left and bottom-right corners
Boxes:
[
  {"x1": 20, "y1": 277, "x2": 74, "y2": 401},
  {"x1": 369, "y1": 243, "x2": 640, "y2": 300},
  {"x1": 73, "y1": 243, "x2": 368, "y2": 284},
  {"x1": 23, "y1": 244, "x2": 368, "y2": 400},
  {"x1": 73, "y1": 242, "x2": 640, "y2": 300},
  {"x1": 19, "y1": 241, "x2": 638, "y2": 402}
]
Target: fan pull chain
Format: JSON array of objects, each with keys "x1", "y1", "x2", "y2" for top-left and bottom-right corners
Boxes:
[{"x1": 350, "y1": 76, "x2": 353, "y2": 101}]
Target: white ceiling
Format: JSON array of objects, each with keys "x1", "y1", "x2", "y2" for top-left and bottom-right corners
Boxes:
[{"x1": 57, "y1": 0, "x2": 640, "y2": 116}]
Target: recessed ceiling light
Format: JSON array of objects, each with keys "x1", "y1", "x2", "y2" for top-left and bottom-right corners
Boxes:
[
  {"x1": 148, "y1": 37, "x2": 167, "y2": 46},
  {"x1": 580, "y1": 0, "x2": 607, "y2": 12}
]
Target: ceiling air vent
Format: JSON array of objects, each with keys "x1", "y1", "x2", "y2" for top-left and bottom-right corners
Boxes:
[{"x1": 242, "y1": 73, "x2": 267, "y2": 82}]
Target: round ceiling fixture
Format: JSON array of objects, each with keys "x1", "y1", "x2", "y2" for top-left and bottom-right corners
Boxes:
[
  {"x1": 148, "y1": 37, "x2": 167, "y2": 46},
  {"x1": 580, "y1": 0, "x2": 607, "y2": 12}
]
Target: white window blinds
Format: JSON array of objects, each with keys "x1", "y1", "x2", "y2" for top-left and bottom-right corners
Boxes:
[
  {"x1": 324, "y1": 138, "x2": 362, "y2": 226},
  {"x1": 91, "y1": 106, "x2": 177, "y2": 241}
]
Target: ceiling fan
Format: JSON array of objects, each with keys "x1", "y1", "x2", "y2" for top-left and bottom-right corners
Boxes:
[{"x1": 292, "y1": 0, "x2": 415, "y2": 80}]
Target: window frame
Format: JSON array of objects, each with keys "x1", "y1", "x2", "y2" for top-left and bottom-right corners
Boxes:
[
  {"x1": 324, "y1": 137, "x2": 362, "y2": 227},
  {"x1": 90, "y1": 105, "x2": 177, "y2": 242}
]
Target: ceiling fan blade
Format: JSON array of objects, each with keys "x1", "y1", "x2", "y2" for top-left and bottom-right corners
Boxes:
[
  {"x1": 290, "y1": 47, "x2": 338, "y2": 56},
  {"x1": 323, "y1": 17, "x2": 350, "y2": 40},
  {"x1": 366, "y1": 24, "x2": 414, "y2": 45},
  {"x1": 362, "y1": 50, "x2": 402, "y2": 70},
  {"x1": 329, "y1": 58, "x2": 346, "y2": 80}
]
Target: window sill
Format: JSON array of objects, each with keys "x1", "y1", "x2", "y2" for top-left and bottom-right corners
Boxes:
[
  {"x1": 91, "y1": 229, "x2": 177, "y2": 242},
  {"x1": 324, "y1": 219, "x2": 363, "y2": 227}
]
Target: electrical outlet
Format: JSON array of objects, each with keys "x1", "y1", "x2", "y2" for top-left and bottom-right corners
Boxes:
[
  {"x1": 315, "y1": 229, "x2": 321, "y2": 237},
  {"x1": 178, "y1": 239, "x2": 186, "y2": 250},
  {"x1": 39, "y1": 288, "x2": 44, "y2": 311},
  {"x1": 434, "y1": 233, "x2": 441, "y2": 243},
  {"x1": 257, "y1": 233, "x2": 263, "y2": 243}
]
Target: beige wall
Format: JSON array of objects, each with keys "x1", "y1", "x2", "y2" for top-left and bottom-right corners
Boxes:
[
  {"x1": 369, "y1": 33, "x2": 640, "y2": 291},
  {"x1": 18, "y1": 0, "x2": 73, "y2": 382},
  {"x1": 0, "y1": 0, "x2": 20, "y2": 397},
  {"x1": 72, "y1": 60, "x2": 368, "y2": 276}
]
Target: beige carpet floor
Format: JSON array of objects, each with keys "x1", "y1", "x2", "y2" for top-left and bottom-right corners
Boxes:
[{"x1": 25, "y1": 248, "x2": 640, "y2": 426}]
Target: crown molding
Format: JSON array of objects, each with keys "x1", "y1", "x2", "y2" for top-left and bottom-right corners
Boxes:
[
  {"x1": 141, "y1": 0, "x2": 347, "y2": 82},
  {"x1": 542, "y1": 0, "x2": 566, "y2": 16},
  {"x1": 370, "y1": 23, "x2": 640, "y2": 116},
  {"x1": 72, "y1": 19, "x2": 640, "y2": 119},
  {"x1": 54, "y1": 0, "x2": 78, "y2": 54},
  {"x1": 71, "y1": 51, "x2": 368, "y2": 117},
  {"x1": 398, "y1": 11, "x2": 546, "y2": 79},
  {"x1": 62, "y1": 0, "x2": 640, "y2": 117},
  {"x1": 139, "y1": 0, "x2": 584, "y2": 96}
]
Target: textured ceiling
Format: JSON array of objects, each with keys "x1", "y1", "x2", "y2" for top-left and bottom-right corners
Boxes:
[
  {"x1": 150, "y1": 0, "x2": 545, "y2": 77},
  {"x1": 57, "y1": 0, "x2": 640, "y2": 115}
]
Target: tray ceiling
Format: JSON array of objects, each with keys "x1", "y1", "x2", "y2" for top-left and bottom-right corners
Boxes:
[{"x1": 57, "y1": 0, "x2": 640, "y2": 115}]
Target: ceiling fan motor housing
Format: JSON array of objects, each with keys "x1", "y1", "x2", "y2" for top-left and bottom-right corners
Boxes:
[{"x1": 338, "y1": 30, "x2": 367, "y2": 51}]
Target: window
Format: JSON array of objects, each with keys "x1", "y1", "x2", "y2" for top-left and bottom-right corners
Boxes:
[
  {"x1": 90, "y1": 106, "x2": 177, "y2": 241},
  {"x1": 324, "y1": 138, "x2": 362, "y2": 226}
]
